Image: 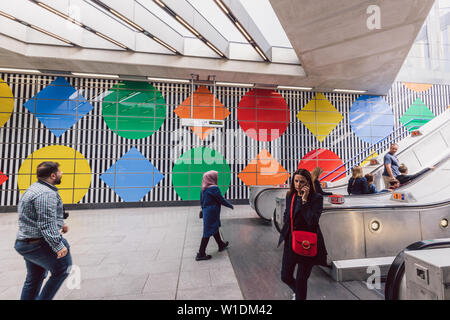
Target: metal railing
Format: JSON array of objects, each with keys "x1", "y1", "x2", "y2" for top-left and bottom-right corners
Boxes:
[{"x1": 320, "y1": 118, "x2": 420, "y2": 183}]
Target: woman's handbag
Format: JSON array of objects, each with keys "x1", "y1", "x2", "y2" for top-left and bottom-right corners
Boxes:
[{"x1": 290, "y1": 195, "x2": 317, "y2": 257}]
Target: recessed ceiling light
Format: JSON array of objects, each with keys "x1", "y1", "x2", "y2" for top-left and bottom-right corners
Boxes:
[
  {"x1": 71, "y1": 72, "x2": 119, "y2": 78},
  {"x1": 147, "y1": 77, "x2": 190, "y2": 83},
  {"x1": 333, "y1": 89, "x2": 367, "y2": 93},
  {"x1": 0, "y1": 67, "x2": 41, "y2": 73},
  {"x1": 277, "y1": 85, "x2": 313, "y2": 91},
  {"x1": 215, "y1": 82, "x2": 254, "y2": 87}
]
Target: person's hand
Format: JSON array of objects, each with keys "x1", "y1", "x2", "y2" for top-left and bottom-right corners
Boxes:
[
  {"x1": 429, "y1": 166, "x2": 436, "y2": 170},
  {"x1": 61, "y1": 224, "x2": 69, "y2": 234},
  {"x1": 56, "y1": 247, "x2": 68, "y2": 259},
  {"x1": 301, "y1": 186, "x2": 310, "y2": 201}
]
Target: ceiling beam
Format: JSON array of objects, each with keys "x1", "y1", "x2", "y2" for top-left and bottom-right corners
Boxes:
[
  {"x1": 220, "y1": 0, "x2": 273, "y2": 62},
  {"x1": 153, "y1": 0, "x2": 229, "y2": 58}
]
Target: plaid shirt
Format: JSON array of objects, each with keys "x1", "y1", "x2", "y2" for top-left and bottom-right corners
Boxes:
[{"x1": 17, "y1": 180, "x2": 65, "y2": 253}]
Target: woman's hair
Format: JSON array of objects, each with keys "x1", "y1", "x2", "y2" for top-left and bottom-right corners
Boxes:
[
  {"x1": 399, "y1": 163, "x2": 408, "y2": 174},
  {"x1": 288, "y1": 168, "x2": 315, "y2": 201},
  {"x1": 364, "y1": 173, "x2": 374, "y2": 184},
  {"x1": 311, "y1": 167, "x2": 323, "y2": 182},
  {"x1": 351, "y1": 166, "x2": 363, "y2": 179}
]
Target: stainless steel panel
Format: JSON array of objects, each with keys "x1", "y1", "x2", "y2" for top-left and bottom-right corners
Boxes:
[
  {"x1": 420, "y1": 206, "x2": 450, "y2": 240},
  {"x1": 439, "y1": 121, "x2": 450, "y2": 147},
  {"x1": 363, "y1": 209, "x2": 422, "y2": 258},
  {"x1": 256, "y1": 189, "x2": 288, "y2": 220},
  {"x1": 415, "y1": 132, "x2": 448, "y2": 166},
  {"x1": 319, "y1": 210, "x2": 365, "y2": 261},
  {"x1": 249, "y1": 186, "x2": 269, "y2": 209}
]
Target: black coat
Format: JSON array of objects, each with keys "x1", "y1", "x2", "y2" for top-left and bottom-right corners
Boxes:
[
  {"x1": 314, "y1": 179, "x2": 332, "y2": 196},
  {"x1": 347, "y1": 177, "x2": 369, "y2": 195},
  {"x1": 278, "y1": 192, "x2": 328, "y2": 266}
]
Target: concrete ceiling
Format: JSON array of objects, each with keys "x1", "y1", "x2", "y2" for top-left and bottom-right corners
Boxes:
[
  {"x1": 269, "y1": 0, "x2": 436, "y2": 94},
  {"x1": 0, "y1": 0, "x2": 435, "y2": 94}
]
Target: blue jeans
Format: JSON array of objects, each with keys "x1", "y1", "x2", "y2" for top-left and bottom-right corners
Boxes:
[{"x1": 14, "y1": 238, "x2": 72, "y2": 300}]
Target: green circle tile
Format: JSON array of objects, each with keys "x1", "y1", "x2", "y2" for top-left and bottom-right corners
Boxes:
[
  {"x1": 102, "y1": 81, "x2": 166, "y2": 139},
  {"x1": 172, "y1": 147, "x2": 231, "y2": 200}
]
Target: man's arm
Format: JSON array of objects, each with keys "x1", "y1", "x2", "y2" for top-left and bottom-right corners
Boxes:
[
  {"x1": 35, "y1": 192, "x2": 65, "y2": 253},
  {"x1": 385, "y1": 163, "x2": 394, "y2": 178}
]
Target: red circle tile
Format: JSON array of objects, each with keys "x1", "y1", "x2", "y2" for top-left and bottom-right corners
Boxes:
[
  {"x1": 298, "y1": 149, "x2": 346, "y2": 182},
  {"x1": 238, "y1": 89, "x2": 290, "y2": 141}
]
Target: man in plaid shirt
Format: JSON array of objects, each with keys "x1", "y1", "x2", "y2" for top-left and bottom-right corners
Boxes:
[{"x1": 14, "y1": 161, "x2": 72, "y2": 300}]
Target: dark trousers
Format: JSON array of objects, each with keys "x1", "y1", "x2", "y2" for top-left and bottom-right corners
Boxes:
[
  {"x1": 281, "y1": 242, "x2": 314, "y2": 300},
  {"x1": 199, "y1": 231, "x2": 225, "y2": 255},
  {"x1": 14, "y1": 238, "x2": 72, "y2": 300}
]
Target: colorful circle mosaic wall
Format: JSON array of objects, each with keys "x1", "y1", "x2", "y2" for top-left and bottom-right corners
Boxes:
[{"x1": 1, "y1": 74, "x2": 446, "y2": 205}]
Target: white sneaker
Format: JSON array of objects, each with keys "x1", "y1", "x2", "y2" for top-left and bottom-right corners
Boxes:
[{"x1": 292, "y1": 293, "x2": 296, "y2": 300}]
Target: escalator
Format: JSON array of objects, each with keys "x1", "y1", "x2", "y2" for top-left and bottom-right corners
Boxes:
[{"x1": 251, "y1": 109, "x2": 450, "y2": 222}]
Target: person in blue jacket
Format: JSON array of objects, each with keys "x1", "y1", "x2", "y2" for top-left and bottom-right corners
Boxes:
[
  {"x1": 196, "y1": 170, "x2": 234, "y2": 261},
  {"x1": 347, "y1": 166, "x2": 369, "y2": 195}
]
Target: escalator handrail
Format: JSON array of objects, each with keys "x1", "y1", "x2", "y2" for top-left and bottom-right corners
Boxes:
[
  {"x1": 253, "y1": 187, "x2": 283, "y2": 222},
  {"x1": 385, "y1": 238, "x2": 450, "y2": 300}
]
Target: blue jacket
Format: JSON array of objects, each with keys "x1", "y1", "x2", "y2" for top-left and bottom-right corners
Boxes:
[{"x1": 200, "y1": 186, "x2": 233, "y2": 238}]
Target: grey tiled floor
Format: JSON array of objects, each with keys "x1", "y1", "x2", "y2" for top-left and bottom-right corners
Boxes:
[{"x1": 0, "y1": 205, "x2": 246, "y2": 300}]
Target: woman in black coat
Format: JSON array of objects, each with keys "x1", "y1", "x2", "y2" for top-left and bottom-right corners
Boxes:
[{"x1": 278, "y1": 169, "x2": 328, "y2": 300}]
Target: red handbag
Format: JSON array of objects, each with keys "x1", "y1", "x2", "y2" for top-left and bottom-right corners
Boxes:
[{"x1": 290, "y1": 194, "x2": 317, "y2": 257}]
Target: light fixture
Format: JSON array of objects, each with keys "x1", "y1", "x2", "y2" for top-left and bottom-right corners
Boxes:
[
  {"x1": 333, "y1": 89, "x2": 367, "y2": 94},
  {"x1": 71, "y1": 72, "x2": 119, "y2": 78},
  {"x1": 277, "y1": 85, "x2": 313, "y2": 91},
  {"x1": 206, "y1": 42, "x2": 224, "y2": 57},
  {"x1": 154, "y1": 0, "x2": 165, "y2": 7},
  {"x1": 147, "y1": 77, "x2": 190, "y2": 83},
  {"x1": 153, "y1": 37, "x2": 177, "y2": 53},
  {"x1": 30, "y1": 25, "x2": 73, "y2": 45},
  {"x1": 0, "y1": 10, "x2": 17, "y2": 20},
  {"x1": 440, "y1": 218, "x2": 448, "y2": 228},
  {"x1": 109, "y1": 8, "x2": 143, "y2": 32},
  {"x1": 369, "y1": 220, "x2": 381, "y2": 232},
  {"x1": 90, "y1": 0, "x2": 180, "y2": 54},
  {"x1": 30, "y1": 0, "x2": 130, "y2": 50},
  {"x1": 175, "y1": 15, "x2": 199, "y2": 37},
  {"x1": 0, "y1": 67, "x2": 41, "y2": 74},
  {"x1": 234, "y1": 21, "x2": 251, "y2": 41},
  {"x1": 216, "y1": 81, "x2": 254, "y2": 87},
  {"x1": 95, "y1": 32, "x2": 128, "y2": 49},
  {"x1": 36, "y1": 1, "x2": 83, "y2": 27}
]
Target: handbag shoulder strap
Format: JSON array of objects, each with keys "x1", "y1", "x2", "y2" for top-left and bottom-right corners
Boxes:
[{"x1": 290, "y1": 194, "x2": 296, "y2": 235}]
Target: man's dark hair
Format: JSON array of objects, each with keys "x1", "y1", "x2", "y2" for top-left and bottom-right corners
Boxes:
[{"x1": 36, "y1": 162, "x2": 60, "y2": 179}]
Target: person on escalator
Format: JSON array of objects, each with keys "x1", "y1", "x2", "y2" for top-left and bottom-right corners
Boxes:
[
  {"x1": 278, "y1": 169, "x2": 328, "y2": 300},
  {"x1": 365, "y1": 173, "x2": 378, "y2": 194},
  {"x1": 382, "y1": 143, "x2": 400, "y2": 189},
  {"x1": 347, "y1": 166, "x2": 369, "y2": 195},
  {"x1": 388, "y1": 178, "x2": 400, "y2": 191},
  {"x1": 196, "y1": 170, "x2": 233, "y2": 261},
  {"x1": 311, "y1": 167, "x2": 332, "y2": 196},
  {"x1": 396, "y1": 164, "x2": 434, "y2": 186}
]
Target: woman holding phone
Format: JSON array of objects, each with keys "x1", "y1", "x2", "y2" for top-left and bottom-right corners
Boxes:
[{"x1": 278, "y1": 169, "x2": 328, "y2": 300}]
